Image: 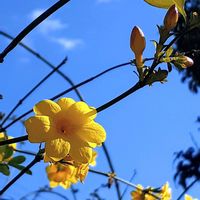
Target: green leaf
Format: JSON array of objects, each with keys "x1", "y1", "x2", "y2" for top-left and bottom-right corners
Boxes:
[
  {"x1": 8, "y1": 163, "x2": 32, "y2": 175},
  {"x1": 8, "y1": 156, "x2": 26, "y2": 165},
  {"x1": 3, "y1": 147, "x2": 13, "y2": 160},
  {"x1": 0, "y1": 164, "x2": 10, "y2": 176},
  {"x1": 166, "y1": 46, "x2": 173, "y2": 57},
  {"x1": 146, "y1": 68, "x2": 168, "y2": 85}
]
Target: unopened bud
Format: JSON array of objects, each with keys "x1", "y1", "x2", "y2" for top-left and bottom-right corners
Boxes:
[
  {"x1": 164, "y1": 5, "x2": 179, "y2": 31},
  {"x1": 178, "y1": 56, "x2": 194, "y2": 68},
  {"x1": 130, "y1": 26, "x2": 146, "y2": 67}
]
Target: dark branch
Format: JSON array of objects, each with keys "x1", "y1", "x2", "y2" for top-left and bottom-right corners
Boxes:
[
  {"x1": 0, "y1": 0, "x2": 70, "y2": 62},
  {"x1": 0, "y1": 30, "x2": 83, "y2": 101}
]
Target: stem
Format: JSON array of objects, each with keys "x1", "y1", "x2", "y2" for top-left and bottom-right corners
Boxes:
[
  {"x1": 89, "y1": 169, "x2": 160, "y2": 199},
  {"x1": 1, "y1": 57, "x2": 67, "y2": 126},
  {"x1": 12, "y1": 148, "x2": 37, "y2": 156},
  {"x1": 0, "y1": 30, "x2": 83, "y2": 101},
  {"x1": 96, "y1": 81, "x2": 144, "y2": 113},
  {"x1": 0, "y1": 135, "x2": 28, "y2": 146},
  {"x1": 2, "y1": 61, "x2": 131, "y2": 130},
  {"x1": 71, "y1": 186, "x2": 78, "y2": 200},
  {"x1": 102, "y1": 143, "x2": 121, "y2": 199},
  {"x1": 176, "y1": 178, "x2": 199, "y2": 200},
  {"x1": 120, "y1": 170, "x2": 136, "y2": 200},
  {"x1": 0, "y1": 155, "x2": 42, "y2": 196},
  {"x1": 0, "y1": 0, "x2": 70, "y2": 62}
]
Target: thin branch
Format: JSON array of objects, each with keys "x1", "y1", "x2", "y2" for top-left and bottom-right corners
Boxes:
[
  {"x1": 19, "y1": 186, "x2": 69, "y2": 200},
  {"x1": 0, "y1": 0, "x2": 70, "y2": 63},
  {"x1": 177, "y1": 178, "x2": 199, "y2": 200},
  {"x1": 1, "y1": 57, "x2": 67, "y2": 126},
  {"x1": 0, "y1": 30, "x2": 83, "y2": 101},
  {"x1": 0, "y1": 135, "x2": 28, "y2": 146},
  {"x1": 71, "y1": 186, "x2": 78, "y2": 200},
  {"x1": 102, "y1": 143, "x2": 121, "y2": 199},
  {"x1": 120, "y1": 170, "x2": 136, "y2": 200},
  {"x1": 96, "y1": 81, "x2": 144, "y2": 113},
  {"x1": 40, "y1": 190, "x2": 69, "y2": 200},
  {"x1": 89, "y1": 169, "x2": 160, "y2": 200},
  {"x1": 0, "y1": 154, "x2": 42, "y2": 196},
  {"x1": 2, "y1": 61, "x2": 132, "y2": 130},
  {"x1": 12, "y1": 148, "x2": 37, "y2": 156}
]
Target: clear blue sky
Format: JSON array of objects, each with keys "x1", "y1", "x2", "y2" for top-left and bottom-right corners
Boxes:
[{"x1": 0, "y1": 0, "x2": 200, "y2": 199}]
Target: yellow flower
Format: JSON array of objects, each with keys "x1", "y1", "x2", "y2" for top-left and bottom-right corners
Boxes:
[
  {"x1": 131, "y1": 183, "x2": 171, "y2": 200},
  {"x1": 46, "y1": 151, "x2": 97, "y2": 189},
  {"x1": 0, "y1": 132, "x2": 16, "y2": 162},
  {"x1": 144, "y1": 0, "x2": 186, "y2": 20},
  {"x1": 25, "y1": 98, "x2": 106, "y2": 164},
  {"x1": 161, "y1": 182, "x2": 172, "y2": 200},
  {"x1": 131, "y1": 185, "x2": 145, "y2": 200},
  {"x1": 185, "y1": 194, "x2": 198, "y2": 200}
]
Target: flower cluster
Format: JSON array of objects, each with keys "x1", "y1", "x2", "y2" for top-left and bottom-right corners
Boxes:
[
  {"x1": 46, "y1": 151, "x2": 97, "y2": 189},
  {"x1": 131, "y1": 182, "x2": 171, "y2": 200},
  {"x1": 25, "y1": 98, "x2": 106, "y2": 164}
]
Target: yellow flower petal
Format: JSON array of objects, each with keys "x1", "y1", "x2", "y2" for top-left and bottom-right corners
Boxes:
[
  {"x1": 70, "y1": 146, "x2": 93, "y2": 164},
  {"x1": 24, "y1": 116, "x2": 51, "y2": 143},
  {"x1": 57, "y1": 98, "x2": 75, "y2": 110},
  {"x1": 33, "y1": 99, "x2": 61, "y2": 116},
  {"x1": 60, "y1": 181, "x2": 72, "y2": 189},
  {"x1": 0, "y1": 132, "x2": 5, "y2": 138},
  {"x1": 144, "y1": 0, "x2": 186, "y2": 19},
  {"x1": 67, "y1": 102, "x2": 97, "y2": 125},
  {"x1": 49, "y1": 181, "x2": 59, "y2": 188},
  {"x1": 90, "y1": 151, "x2": 97, "y2": 166},
  {"x1": 45, "y1": 138, "x2": 70, "y2": 161},
  {"x1": 78, "y1": 122, "x2": 106, "y2": 146},
  {"x1": 144, "y1": 0, "x2": 173, "y2": 8}
]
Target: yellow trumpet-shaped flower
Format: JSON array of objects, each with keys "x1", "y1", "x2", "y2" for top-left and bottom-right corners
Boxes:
[
  {"x1": 144, "y1": 0, "x2": 186, "y2": 20},
  {"x1": 46, "y1": 151, "x2": 97, "y2": 189},
  {"x1": 25, "y1": 98, "x2": 106, "y2": 164}
]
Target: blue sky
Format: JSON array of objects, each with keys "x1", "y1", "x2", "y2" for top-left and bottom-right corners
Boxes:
[{"x1": 0, "y1": 0, "x2": 200, "y2": 199}]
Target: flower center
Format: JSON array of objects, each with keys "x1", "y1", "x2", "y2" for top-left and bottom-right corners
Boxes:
[{"x1": 56, "y1": 120, "x2": 71, "y2": 136}]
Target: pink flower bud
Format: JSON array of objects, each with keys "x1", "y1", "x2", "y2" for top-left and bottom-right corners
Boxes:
[
  {"x1": 183, "y1": 56, "x2": 194, "y2": 68},
  {"x1": 130, "y1": 26, "x2": 146, "y2": 67},
  {"x1": 164, "y1": 5, "x2": 179, "y2": 31},
  {"x1": 177, "y1": 56, "x2": 194, "y2": 68}
]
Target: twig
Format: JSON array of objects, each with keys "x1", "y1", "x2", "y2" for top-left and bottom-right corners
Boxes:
[
  {"x1": 102, "y1": 143, "x2": 121, "y2": 199},
  {"x1": 1, "y1": 57, "x2": 67, "y2": 126},
  {"x1": 71, "y1": 186, "x2": 78, "y2": 200},
  {"x1": 19, "y1": 186, "x2": 69, "y2": 200},
  {"x1": 2, "y1": 61, "x2": 132, "y2": 130},
  {"x1": 0, "y1": 0, "x2": 70, "y2": 63},
  {"x1": 12, "y1": 148, "x2": 37, "y2": 156},
  {"x1": 0, "y1": 30, "x2": 83, "y2": 101},
  {"x1": 0, "y1": 135, "x2": 28, "y2": 146},
  {"x1": 0, "y1": 154, "x2": 42, "y2": 196},
  {"x1": 176, "y1": 178, "x2": 199, "y2": 200},
  {"x1": 89, "y1": 169, "x2": 160, "y2": 200},
  {"x1": 120, "y1": 170, "x2": 136, "y2": 200}
]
